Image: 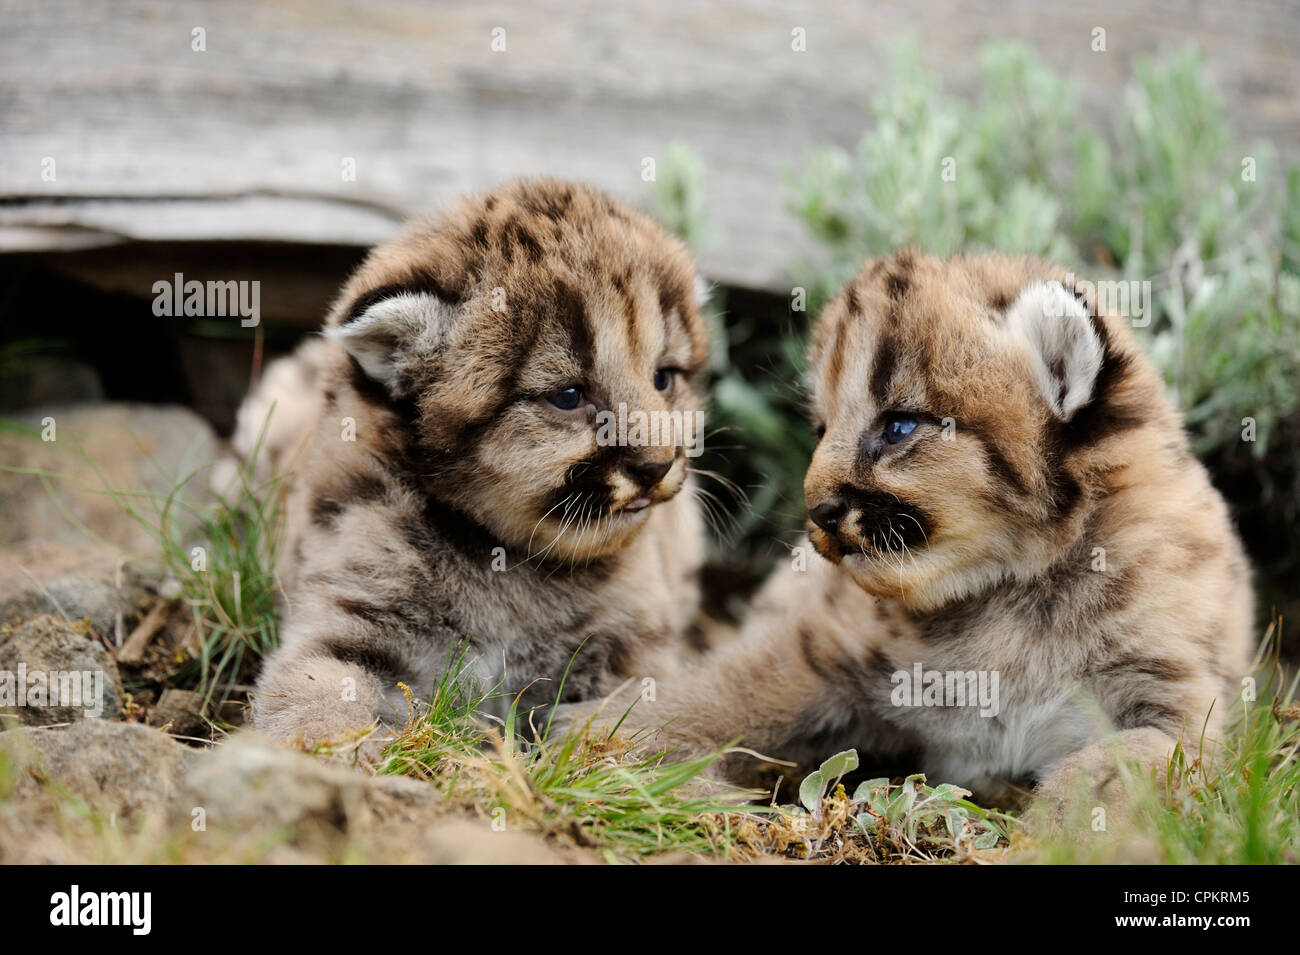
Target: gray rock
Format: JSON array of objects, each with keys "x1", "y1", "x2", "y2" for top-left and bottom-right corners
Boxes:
[
  {"x1": 412, "y1": 818, "x2": 570, "y2": 865},
  {"x1": 0, "y1": 540, "x2": 124, "y2": 605},
  {"x1": 0, "y1": 573, "x2": 144, "y2": 642},
  {"x1": 175, "y1": 734, "x2": 568, "y2": 862},
  {"x1": 0, "y1": 403, "x2": 219, "y2": 556},
  {"x1": 0, "y1": 724, "x2": 571, "y2": 863},
  {"x1": 148, "y1": 688, "x2": 210, "y2": 739},
  {"x1": 175, "y1": 732, "x2": 440, "y2": 837},
  {"x1": 0, "y1": 614, "x2": 122, "y2": 724},
  {"x1": 1, "y1": 719, "x2": 192, "y2": 821}
]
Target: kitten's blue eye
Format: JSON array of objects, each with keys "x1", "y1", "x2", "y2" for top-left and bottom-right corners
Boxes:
[
  {"x1": 884, "y1": 415, "x2": 918, "y2": 444},
  {"x1": 653, "y1": 368, "x2": 674, "y2": 392},
  {"x1": 548, "y1": 387, "x2": 584, "y2": 411}
]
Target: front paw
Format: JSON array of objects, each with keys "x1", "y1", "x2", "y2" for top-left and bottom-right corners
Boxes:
[
  {"x1": 1029, "y1": 728, "x2": 1176, "y2": 838},
  {"x1": 309, "y1": 721, "x2": 400, "y2": 772},
  {"x1": 254, "y1": 649, "x2": 400, "y2": 769}
]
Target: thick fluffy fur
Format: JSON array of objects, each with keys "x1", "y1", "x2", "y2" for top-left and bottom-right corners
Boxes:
[
  {"x1": 233, "y1": 179, "x2": 713, "y2": 749},
  {"x1": 570, "y1": 251, "x2": 1254, "y2": 815}
]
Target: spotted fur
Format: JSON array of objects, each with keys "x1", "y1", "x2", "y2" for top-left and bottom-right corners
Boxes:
[
  {"x1": 568, "y1": 251, "x2": 1255, "y2": 816},
  {"x1": 230, "y1": 179, "x2": 713, "y2": 752}
]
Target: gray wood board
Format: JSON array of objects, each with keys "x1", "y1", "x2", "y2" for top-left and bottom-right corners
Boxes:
[{"x1": 3, "y1": 0, "x2": 1298, "y2": 292}]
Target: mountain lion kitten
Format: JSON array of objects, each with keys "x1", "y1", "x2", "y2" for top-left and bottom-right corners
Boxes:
[
  {"x1": 228, "y1": 179, "x2": 712, "y2": 752},
  {"x1": 570, "y1": 250, "x2": 1254, "y2": 817}
]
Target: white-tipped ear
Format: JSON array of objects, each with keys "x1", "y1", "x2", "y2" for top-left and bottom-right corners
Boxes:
[
  {"x1": 1005, "y1": 280, "x2": 1104, "y2": 420},
  {"x1": 324, "y1": 292, "x2": 454, "y2": 391},
  {"x1": 693, "y1": 274, "x2": 713, "y2": 309}
]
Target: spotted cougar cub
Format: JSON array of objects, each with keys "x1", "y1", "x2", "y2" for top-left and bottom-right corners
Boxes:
[
  {"x1": 572, "y1": 250, "x2": 1254, "y2": 816},
  {"x1": 230, "y1": 179, "x2": 712, "y2": 751}
]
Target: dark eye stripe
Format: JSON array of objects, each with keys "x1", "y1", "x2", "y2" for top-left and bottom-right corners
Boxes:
[
  {"x1": 555, "y1": 280, "x2": 595, "y2": 379},
  {"x1": 869, "y1": 335, "x2": 899, "y2": 404}
]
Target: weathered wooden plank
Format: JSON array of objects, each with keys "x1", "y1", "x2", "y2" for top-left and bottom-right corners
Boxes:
[{"x1": 2, "y1": 0, "x2": 1298, "y2": 291}]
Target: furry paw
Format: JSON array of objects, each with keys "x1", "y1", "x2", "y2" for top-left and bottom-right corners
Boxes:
[{"x1": 1029, "y1": 727, "x2": 1176, "y2": 837}]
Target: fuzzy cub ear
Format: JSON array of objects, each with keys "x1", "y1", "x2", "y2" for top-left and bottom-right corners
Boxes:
[
  {"x1": 324, "y1": 291, "x2": 456, "y2": 392},
  {"x1": 1005, "y1": 280, "x2": 1103, "y2": 421}
]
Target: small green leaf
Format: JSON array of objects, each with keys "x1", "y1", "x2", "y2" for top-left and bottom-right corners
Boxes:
[
  {"x1": 798, "y1": 770, "x2": 825, "y2": 812},
  {"x1": 928, "y1": 783, "x2": 967, "y2": 801},
  {"x1": 852, "y1": 777, "x2": 890, "y2": 803},
  {"x1": 818, "y1": 749, "x2": 860, "y2": 784}
]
